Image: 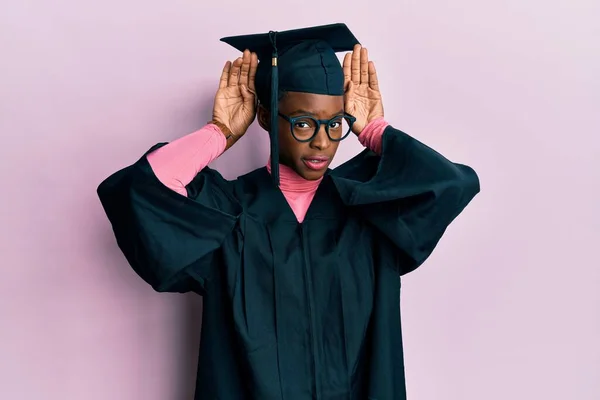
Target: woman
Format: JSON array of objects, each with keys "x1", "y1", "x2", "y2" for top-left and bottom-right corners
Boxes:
[{"x1": 98, "y1": 24, "x2": 480, "y2": 400}]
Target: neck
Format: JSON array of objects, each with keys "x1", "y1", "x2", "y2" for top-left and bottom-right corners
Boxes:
[{"x1": 266, "y1": 159, "x2": 322, "y2": 192}]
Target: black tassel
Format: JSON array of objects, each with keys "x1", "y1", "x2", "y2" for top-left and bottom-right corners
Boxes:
[{"x1": 268, "y1": 31, "x2": 279, "y2": 186}]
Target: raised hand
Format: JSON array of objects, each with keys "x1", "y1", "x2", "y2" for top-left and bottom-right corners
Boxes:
[
  {"x1": 212, "y1": 50, "x2": 258, "y2": 137},
  {"x1": 343, "y1": 44, "x2": 385, "y2": 135}
]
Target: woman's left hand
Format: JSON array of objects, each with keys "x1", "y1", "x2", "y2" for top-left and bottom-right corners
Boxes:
[{"x1": 343, "y1": 44, "x2": 385, "y2": 135}]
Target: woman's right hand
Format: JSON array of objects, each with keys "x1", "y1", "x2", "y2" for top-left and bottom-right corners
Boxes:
[{"x1": 212, "y1": 50, "x2": 258, "y2": 138}]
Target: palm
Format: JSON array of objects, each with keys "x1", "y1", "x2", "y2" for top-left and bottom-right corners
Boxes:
[
  {"x1": 343, "y1": 45, "x2": 385, "y2": 134},
  {"x1": 212, "y1": 51, "x2": 258, "y2": 137},
  {"x1": 213, "y1": 86, "x2": 255, "y2": 136}
]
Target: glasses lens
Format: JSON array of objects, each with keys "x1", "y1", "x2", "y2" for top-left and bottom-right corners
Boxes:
[
  {"x1": 291, "y1": 117, "x2": 318, "y2": 141},
  {"x1": 326, "y1": 116, "x2": 349, "y2": 140},
  {"x1": 327, "y1": 116, "x2": 354, "y2": 141}
]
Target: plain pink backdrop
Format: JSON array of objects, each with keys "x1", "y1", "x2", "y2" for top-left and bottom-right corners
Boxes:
[{"x1": 1, "y1": 1, "x2": 598, "y2": 399}]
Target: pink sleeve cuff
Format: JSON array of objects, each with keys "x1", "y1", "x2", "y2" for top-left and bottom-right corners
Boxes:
[
  {"x1": 357, "y1": 117, "x2": 389, "y2": 155},
  {"x1": 146, "y1": 124, "x2": 227, "y2": 196}
]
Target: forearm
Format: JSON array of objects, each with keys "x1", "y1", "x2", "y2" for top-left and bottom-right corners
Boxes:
[
  {"x1": 146, "y1": 123, "x2": 232, "y2": 196},
  {"x1": 357, "y1": 117, "x2": 389, "y2": 155}
]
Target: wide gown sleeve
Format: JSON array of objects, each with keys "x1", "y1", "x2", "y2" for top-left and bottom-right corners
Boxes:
[
  {"x1": 331, "y1": 126, "x2": 480, "y2": 275},
  {"x1": 97, "y1": 144, "x2": 241, "y2": 294}
]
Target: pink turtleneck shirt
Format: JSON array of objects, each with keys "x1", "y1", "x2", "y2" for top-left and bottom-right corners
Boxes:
[{"x1": 147, "y1": 118, "x2": 389, "y2": 223}]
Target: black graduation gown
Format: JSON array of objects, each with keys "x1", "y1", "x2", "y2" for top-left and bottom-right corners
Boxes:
[{"x1": 97, "y1": 125, "x2": 480, "y2": 400}]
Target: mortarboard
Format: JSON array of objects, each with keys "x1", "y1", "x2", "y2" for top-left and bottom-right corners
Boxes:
[{"x1": 220, "y1": 23, "x2": 360, "y2": 185}]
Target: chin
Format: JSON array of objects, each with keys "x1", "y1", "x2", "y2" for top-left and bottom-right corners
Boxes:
[{"x1": 302, "y1": 172, "x2": 325, "y2": 181}]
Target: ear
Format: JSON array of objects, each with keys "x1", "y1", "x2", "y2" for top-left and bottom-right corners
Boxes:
[{"x1": 257, "y1": 104, "x2": 270, "y2": 131}]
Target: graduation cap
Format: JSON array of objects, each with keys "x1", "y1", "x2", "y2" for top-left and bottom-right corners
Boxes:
[{"x1": 220, "y1": 23, "x2": 360, "y2": 185}]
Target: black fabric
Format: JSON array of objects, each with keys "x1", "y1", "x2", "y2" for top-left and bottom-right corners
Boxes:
[
  {"x1": 97, "y1": 126, "x2": 480, "y2": 399},
  {"x1": 220, "y1": 23, "x2": 360, "y2": 105}
]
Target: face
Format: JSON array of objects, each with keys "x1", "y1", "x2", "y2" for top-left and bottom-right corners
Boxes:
[{"x1": 258, "y1": 92, "x2": 344, "y2": 180}]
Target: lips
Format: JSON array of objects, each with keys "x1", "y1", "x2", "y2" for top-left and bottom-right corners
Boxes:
[{"x1": 302, "y1": 156, "x2": 330, "y2": 171}]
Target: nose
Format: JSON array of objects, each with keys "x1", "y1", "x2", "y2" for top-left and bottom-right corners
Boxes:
[{"x1": 309, "y1": 124, "x2": 331, "y2": 151}]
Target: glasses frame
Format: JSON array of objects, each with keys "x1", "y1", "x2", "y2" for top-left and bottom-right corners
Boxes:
[{"x1": 277, "y1": 112, "x2": 356, "y2": 143}]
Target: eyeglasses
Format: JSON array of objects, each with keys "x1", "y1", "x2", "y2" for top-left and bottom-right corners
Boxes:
[{"x1": 278, "y1": 112, "x2": 356, "y2": 143}]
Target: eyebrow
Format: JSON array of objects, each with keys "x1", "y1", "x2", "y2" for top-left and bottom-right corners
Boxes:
[{"x1": 288, "y1": 109, "x2": 345, "y2": 118}]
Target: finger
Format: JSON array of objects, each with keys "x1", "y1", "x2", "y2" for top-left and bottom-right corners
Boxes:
[
  {"x1": 240, "y1": 83, "x2": 256, "y2": 104},
  {"x1": 219, "y1": 61, "x2": 231, "y2": 89},
  {"x1": 360, "y1": 47, "x2": 369, "y2": 84},
  {"x1": 345, "y1": 80, "x2": 355, "y2": 97},
  {"x1": 368, "y1": 61, "x2": 380, "y2": 91},
  {"x1": 351, "y1": 44, "x2": 361, "y2": 84},
  {"x1": 344, "y1": 81, "x2": 354, "y2": 111},
  {"x1": 248, "y1": 52, "x2": 258, "y2": 93},
  {"x1": 240, "y1": 84, "x2": 250, "y2": 100},
  {"x1": 228, "y1": 57, "x2": 243, "y2": 86},
  {"x1": 239, "y1": 50, "x2": 250, "y2": 87},
  {"x1": 343, "y1": 53, "x2": 352, "y2": 90}
]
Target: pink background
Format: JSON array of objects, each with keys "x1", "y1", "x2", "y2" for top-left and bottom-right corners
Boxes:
[{"x1": 1, "y1": 1, "x2": 598, "y2": 399}]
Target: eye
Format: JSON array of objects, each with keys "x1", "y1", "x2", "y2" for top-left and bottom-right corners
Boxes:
[
  {"x1": 293, "y1": 118, "x2": 315, "y2": 130},
  {"x1": 329, "y1": 116, "x2": 344, "y2": 129},
  {"x1": 295, "y1": 121, "x2": 311, "y2": 129}
]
